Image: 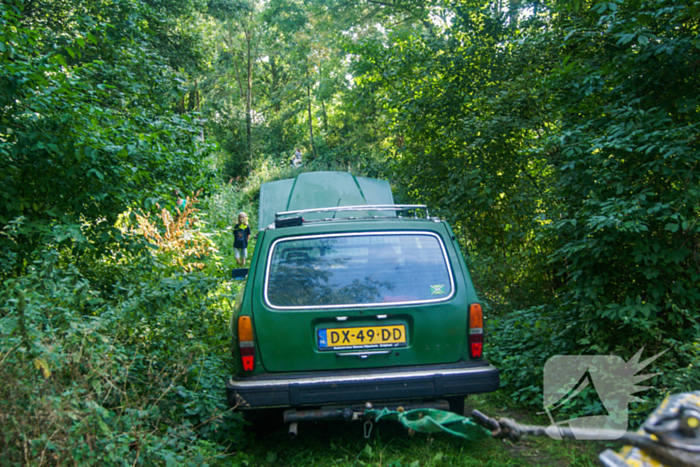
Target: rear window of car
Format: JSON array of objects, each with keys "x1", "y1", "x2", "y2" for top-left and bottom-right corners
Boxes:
[{"x1": 265, "y1": 232, "x2": 454, "y2": 309}]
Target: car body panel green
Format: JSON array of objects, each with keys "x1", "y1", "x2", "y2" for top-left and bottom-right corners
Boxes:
[
  {"x1": 229, "y1": 172, "x2": 497, "y2": 405},
  {"x1": 442, "y1": 222, "x2": 481, "y2": 362},
  {"x1": 231, "y1": 218, "x2": 476, "y2": 374}
]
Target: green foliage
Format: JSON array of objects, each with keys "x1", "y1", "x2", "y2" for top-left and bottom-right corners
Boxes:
[
  {"x1": 541, "y1": 0, "x2": 700, "y2": 343},
  {"x1": 0, "y1": 0, "x2": 212, "y2": 273},
  {"x1": 348, "y1": 0, "x2": 700, "y2": 414},
  {"x1": 200, "y1": 182, "x2": 257, "y2": 273},
  {"x1": 0, "y1": 249, "x2": 243, "y2": 465},
  {"x1": 200, "y1": 0, "x2": 407, "y2": 181},
  {"x1": 509, "y1": 0, "x2": 700, "y2": 415},
  {"x1": 488, "y1": 304, "x2": 700, "y2": 427},
  {"x1": 348, "y1": 0, "x2": 563, "y2": 311}
]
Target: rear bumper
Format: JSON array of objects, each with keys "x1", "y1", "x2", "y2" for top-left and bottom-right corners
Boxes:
[{"x1": 226, "y1": 361, "x2": 499, "y2": 409}]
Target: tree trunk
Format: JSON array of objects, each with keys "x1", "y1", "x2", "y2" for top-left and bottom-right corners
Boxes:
[
  {"x1": 246, "y1": 29, "x2": 253, "y2": 166},
  {"x1": 307, "y1": 84, "x2": 317, "y2": 159},
  {"x1": 195, "y1": 81, "x2": 200, "y2": 111},
  {"x1": 271, "y1": 55, "x2": 280, "y2": 113},
  {"x1": 188, "y1": 90, "x2": 196, "y2": 111},
  {"x1": 196, "y1": 81, "x2": 203, "y2": 141},
  {"x1": 320, "y1": 99, "x2": 328, "y2": 129}
]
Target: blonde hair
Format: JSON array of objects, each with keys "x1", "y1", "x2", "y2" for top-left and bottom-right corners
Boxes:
[{"x1": 238, "y1": 212, "x2": 248, "y2": 220}]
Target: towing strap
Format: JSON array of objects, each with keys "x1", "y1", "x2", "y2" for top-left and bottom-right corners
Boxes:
[
  {"x1": 365, "y1": 391, "x2": 700, "y2": 467},
  {"x1": 365, "y1": 408, "x2": 491, "y2": 441}
]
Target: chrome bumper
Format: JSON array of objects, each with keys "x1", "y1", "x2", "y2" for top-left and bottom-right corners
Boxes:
[{"x1": 226, "y1": 362, "x2": 500, "y2": 409}]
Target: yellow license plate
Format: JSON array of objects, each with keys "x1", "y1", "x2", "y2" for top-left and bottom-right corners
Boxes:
[{"x1": 318, "y1": 325, "x2": 407, "y2": 351}]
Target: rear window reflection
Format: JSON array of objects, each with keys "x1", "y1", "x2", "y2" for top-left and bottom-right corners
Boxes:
[{"x1": 265, "y1": 233, "x2": 453, "y2": 308}]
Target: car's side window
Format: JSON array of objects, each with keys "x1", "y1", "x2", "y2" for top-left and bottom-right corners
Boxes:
[{"x1": 265, "y1": 232, "x2": 454, "y2": 309}]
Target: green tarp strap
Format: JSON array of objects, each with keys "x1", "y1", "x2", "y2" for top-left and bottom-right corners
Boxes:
[{"x1": 365, "y1": 408, "x2": 492, "y2": 441}]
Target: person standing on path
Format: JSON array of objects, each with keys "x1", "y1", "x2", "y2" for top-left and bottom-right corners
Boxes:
[
  {"x1": 233, "y1": 212, "x2": 251, "y2": 267},
  {"x1": 292, "y1": 148, "x2": 303, "y2": 168}
]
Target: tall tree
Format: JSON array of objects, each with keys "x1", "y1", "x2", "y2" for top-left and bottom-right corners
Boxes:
[{"x1": 208, "y1": 0, "x2": 265, "y2": 170}]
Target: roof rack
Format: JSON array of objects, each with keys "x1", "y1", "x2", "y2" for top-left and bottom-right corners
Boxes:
[{"x1": 275, "y1": 204, "x2": 430, "y2": 220}]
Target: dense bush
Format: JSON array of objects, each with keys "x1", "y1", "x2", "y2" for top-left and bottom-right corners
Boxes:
[
  {"x1": 348, "y1": 0, "x2": 700, "y2": 422},
  {"x1": 0, "y1": 3, "x2": 246, "y2": 459},
  {"x1": 0, "y1": 176, "x2": 259, "y2": 465},
  {"x1": 486, "y1": 303, "x2": 700, "y2": 426},
  {"x1": 0, "y1": 0, "x2": 211, "y2": 273},
  {"x1": 0, "y1": 247, "x2": 245, "y2": 465}
]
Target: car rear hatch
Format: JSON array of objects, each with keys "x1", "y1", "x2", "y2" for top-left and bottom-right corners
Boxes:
[{"x1": 251, "y1": 228, "x2": 468, "y2": 373}]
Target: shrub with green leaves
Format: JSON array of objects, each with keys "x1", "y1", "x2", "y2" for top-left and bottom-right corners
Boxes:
[
  {"x1": 540, "y1": 0, "x2": 700, "y2": 347},
  {"x1": 0, "y1": 0, "x2": 211, "y2": 274},
  {"x1": 348, "y1": 0, "x2": 700, "y2": 419},
  {"x1": 0, "y1": 250, "x2": 244, "y2": 465}
]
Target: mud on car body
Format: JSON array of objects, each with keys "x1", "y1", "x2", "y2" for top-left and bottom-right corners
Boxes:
[{"x1": 227, "y1": 171, "x2": 499, "y2": 426}]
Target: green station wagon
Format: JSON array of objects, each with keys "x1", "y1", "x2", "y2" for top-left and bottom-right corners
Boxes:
[{"x1": 226, "y1": 172, "x2": 499, "y2": 434}]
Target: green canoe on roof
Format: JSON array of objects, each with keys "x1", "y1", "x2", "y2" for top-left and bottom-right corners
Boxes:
[{"x1": 258, "y1": 171, "x2": 395, "y2": 230}]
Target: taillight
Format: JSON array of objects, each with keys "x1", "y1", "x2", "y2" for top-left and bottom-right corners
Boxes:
[
  {"x1": 238, "y1": 316, "x2": 255, "y2": 371},
  {"x1": 469, "y1": 303, "x2": 483, "y2": 358}
]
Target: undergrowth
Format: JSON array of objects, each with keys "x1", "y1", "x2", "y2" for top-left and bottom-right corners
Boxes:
[
  {"x1": 0, "y1": 181, "x2": 259, "y2": 464},
  {"x1": 0, "y1": 163, "x2": 306, "y2": 465},
  {"x1": 0, "y1": 249, "x2": 244, "y2": 465},
  {"x1": 483, "y1": 293, "x2": 700, "y2": 429}
]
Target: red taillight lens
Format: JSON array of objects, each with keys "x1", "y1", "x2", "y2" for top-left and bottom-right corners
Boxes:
[
  {"x1": 238, "y1": 316, "x2": 255, "y2": 371},
  {"x1": 469, "y1": 303, "x2": 483, "y2": 358}
]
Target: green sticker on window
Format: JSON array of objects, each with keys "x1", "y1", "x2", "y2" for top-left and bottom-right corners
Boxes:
[{"x1": 430, "y1": 284, "x2": 446, "y2": 295}]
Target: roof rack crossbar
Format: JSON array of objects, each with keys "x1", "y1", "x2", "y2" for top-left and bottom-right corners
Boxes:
[{"x1": 275, "y1": 204, "x2": 429, "y2": 219}]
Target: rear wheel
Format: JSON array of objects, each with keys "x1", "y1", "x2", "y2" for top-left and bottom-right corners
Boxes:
[{"x1": 446, "y1": 396, "x2": 466, "y2": 416}]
